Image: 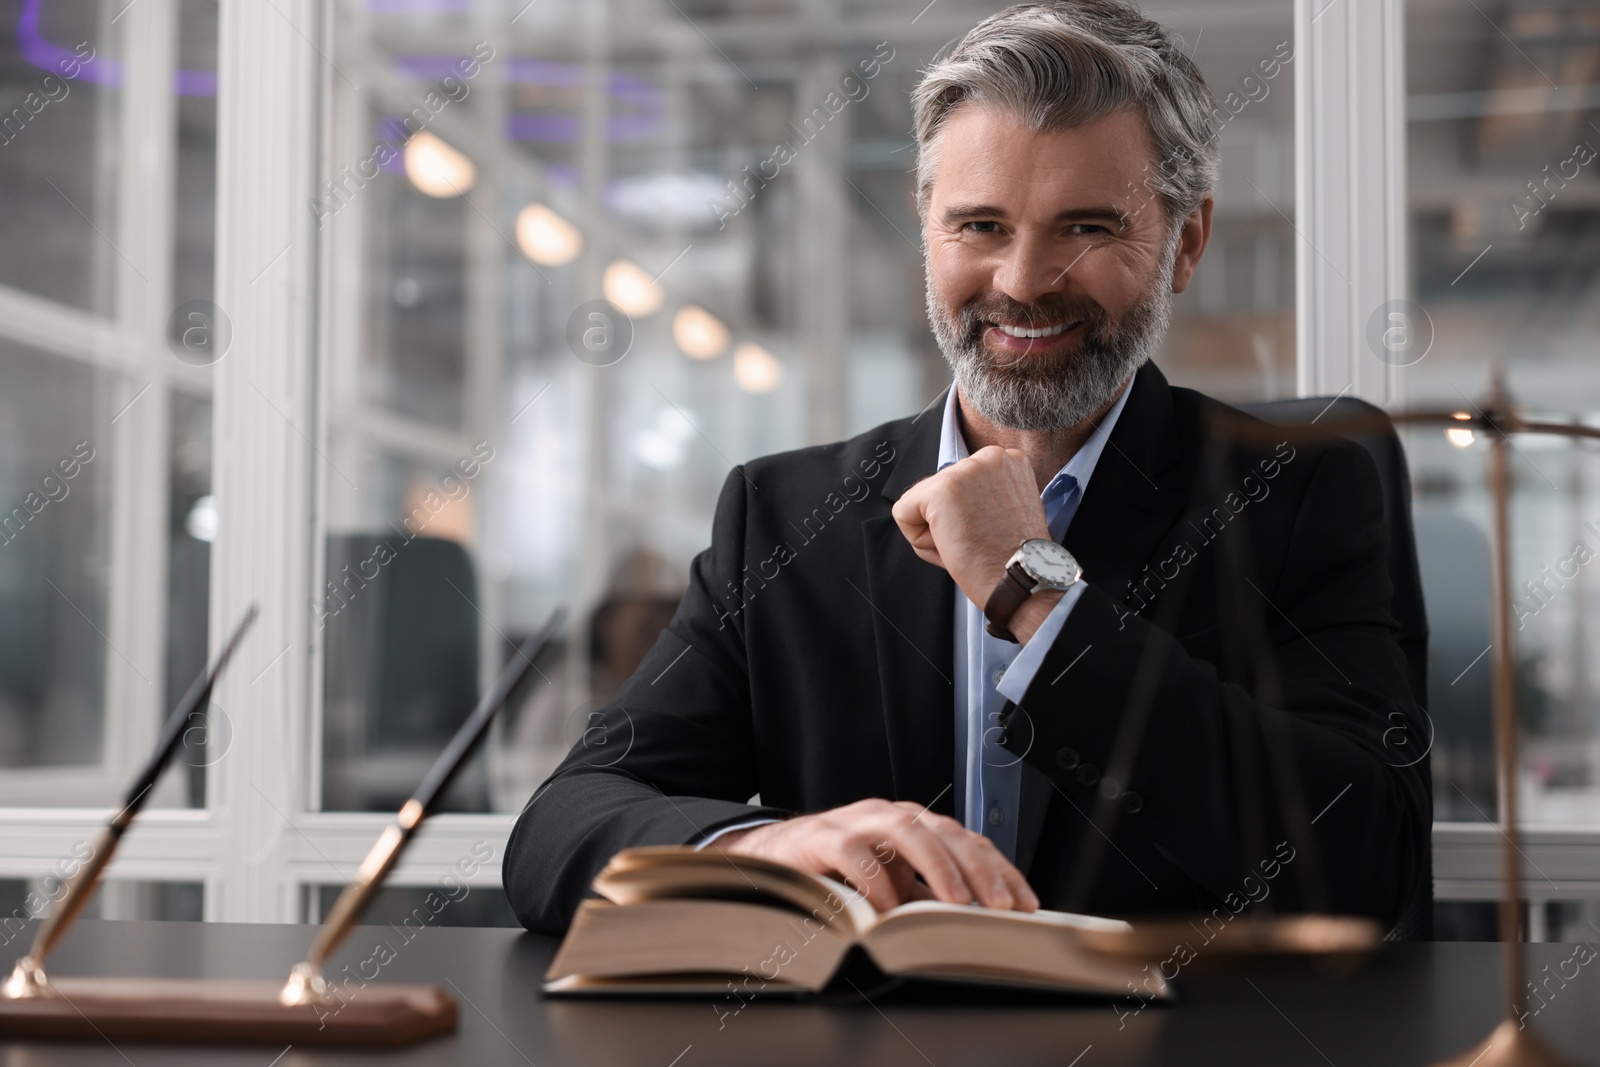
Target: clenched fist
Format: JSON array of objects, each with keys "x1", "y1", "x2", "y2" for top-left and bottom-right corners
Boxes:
[{"x1": 891, "y1": 446, "x2": 1062, "y2": 640}]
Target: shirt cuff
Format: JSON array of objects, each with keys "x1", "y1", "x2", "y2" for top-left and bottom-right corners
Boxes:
[
  {"x1": 693, "y1": 817, "x2": 780, "y2": 850},
  {"x1": 996, "y1": 582, "x2": 1086, "y2": 704}
]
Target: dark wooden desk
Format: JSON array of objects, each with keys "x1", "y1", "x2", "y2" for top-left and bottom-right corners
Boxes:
[{"x1": 2, "y1": 920, "x2": 1596, "y2": 1066}]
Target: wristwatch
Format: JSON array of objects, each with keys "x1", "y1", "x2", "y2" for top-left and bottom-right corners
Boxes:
[{"x1": 983, "y1": 538, "x2": 1083, "y2": 642}]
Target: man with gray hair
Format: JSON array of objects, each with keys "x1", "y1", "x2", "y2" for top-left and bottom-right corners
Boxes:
[{"x1": 507, "y1": 0, "x2": 1430, "y2": 936}]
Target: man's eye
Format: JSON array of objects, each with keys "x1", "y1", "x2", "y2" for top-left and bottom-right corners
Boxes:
[
  {"x1": 1068, "y1": 223, "x2": 1108, "y2": 236},
  {"x1": 963, "y1": 221, "x2": 1001, "y2": 234}
]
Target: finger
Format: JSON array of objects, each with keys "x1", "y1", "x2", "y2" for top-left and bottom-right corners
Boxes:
[
  {"x1": 988, "y1": 844, "x2": 1039, "y2": 911},
  {"x1": 889, "y1": 486, "x2": 926, "y2": 529},
  {"x1": 892, "y1": 509, "x2": 931, "y2": 545},
  {"x1": 823, "y1": 835, "x2": 904, "y2": 913},
  {"x1": 880, "y1": 848, "x2": 924, "y2": 903},
  {"x1": 896, "y1": 516, "x2": 944, "y2": 569},
  {"x1": 988, "y1": 850, "x2": 1039, "y2": 912},
  {"x1": 866, "y1": 820, "x2": 977, "y2": 907},
  {"x1": 996, "y1": 853, "x2": 1039, "y2": 911},
  {"x1": 930, "y1": 829, "x2": 1015, "y2": 909},
  {"x1": 865, "y1": 820, "x2": 942, "y2": 904},
  {"x1": 891, "y1": 511, "x2": 922, "y2": 540},
  {"x1": 924, "y1": 818, "x2": 1035, "y2": 911},
  {"x1": 934, "y1": 819, "x2": 1043, "y2": 908}
]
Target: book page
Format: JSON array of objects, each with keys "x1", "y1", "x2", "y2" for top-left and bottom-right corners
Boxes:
[
  {"x1": 862, "y1": 906, "x2": 1164, "y2": 998},
  {"x1": 594, "y1": 847, "x2": 878, "y2": 936},
  {"x1": 864, "y1": 908, "x2": 1164, "y2": 998},
  {"x1": 546, "y1": 899, "x2": 850, "y2": 993},
  {"x1": 874, "y1": 899, "x2": 1133, "y2": 933}
]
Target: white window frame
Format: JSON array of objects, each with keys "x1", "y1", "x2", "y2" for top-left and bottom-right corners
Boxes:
[{"x1": 0, "y1": 0, "x2": 1565, "y2": 923}]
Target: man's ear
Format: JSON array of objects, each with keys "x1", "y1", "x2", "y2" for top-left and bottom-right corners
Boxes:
[{"x1": 1169, "y1": 192, "x2": 1213, "y2": 294}]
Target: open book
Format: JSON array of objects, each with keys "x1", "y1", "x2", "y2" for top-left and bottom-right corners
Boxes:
[{"x1": 544, "y1": 846, "x2": 1171, "y2": 999}]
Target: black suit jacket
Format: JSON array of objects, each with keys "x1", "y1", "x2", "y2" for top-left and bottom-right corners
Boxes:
[{"x1": 504, "y1": 362, "x2": 1432, "y2": 933}]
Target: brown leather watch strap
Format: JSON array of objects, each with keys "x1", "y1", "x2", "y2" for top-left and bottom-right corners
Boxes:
[{"x1": 983, "y1": 561, "x2": 1034, "y2": 643}]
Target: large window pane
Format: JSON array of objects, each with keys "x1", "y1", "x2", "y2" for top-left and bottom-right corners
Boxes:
[
  {"x1": 1406, "y1": 0, "x2": 1600, "y2": 823},
  {"x1": 0, "y1": 344, "x2": 114, "y2": 772},
  {"x1": 0, "y1": 0, "x2": 218, "y2": 809},
  {"x1": 167, "y1": 388, "x2": 213, "y2": 807},
  {"x1": 172, "y1": 0, "x2": 218, "y2": 309},
  {"x1": 1156, "y1": 4, "x2": 1297, "y2": 401},
  {"x1": 0, "y1": 0, "x2": 122, "y2": 314}
]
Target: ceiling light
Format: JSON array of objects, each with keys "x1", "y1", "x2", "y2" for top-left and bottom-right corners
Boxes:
[
  {"x1": 404, "y1": 132, "x2": 476, "y2": 197},
  {"x1": 733, "y1": 342, "x2": 783, "y2": 394},
  {"x1": 673, "y1": 305, "x2": 729, "y2": 360},
  {"x1": 603, "y1": 259, "x2": 663, "y2": 317},
  {"x1": 516, "y1": 203, "x2": 582, "y2": 266}
]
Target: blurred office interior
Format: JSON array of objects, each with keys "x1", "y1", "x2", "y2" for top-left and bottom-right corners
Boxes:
[{"x1": 0, "y1": 0, "x2": 1598, "y2": 938}]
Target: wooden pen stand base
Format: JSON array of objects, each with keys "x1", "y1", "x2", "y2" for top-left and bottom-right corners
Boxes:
[{"x1": 0, "y1": 976, "x2": 456, "y2": 1047}]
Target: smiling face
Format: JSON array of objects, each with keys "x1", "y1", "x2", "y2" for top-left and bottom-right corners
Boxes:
[{"x1": 922, "y1": 103, "x2": 1210, "y2": 431}]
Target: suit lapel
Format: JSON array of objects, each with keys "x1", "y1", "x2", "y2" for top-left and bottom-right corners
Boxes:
[
  {"x1": 1062, "y1": 362, "x2": 1193, "y2": 607},
  {"x1": 860, "y1": 397, "x2": 957, "y2": 815}
]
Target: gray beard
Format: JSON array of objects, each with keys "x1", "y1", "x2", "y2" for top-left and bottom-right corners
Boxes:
[{"x1": 925, "y1": 243, "x2": 1175, "y2": 432}]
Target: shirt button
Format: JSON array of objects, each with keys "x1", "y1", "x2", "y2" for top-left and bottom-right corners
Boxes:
[
  {"x1": 988, "y1": 806, "x2": 1004, "y2": 827},
  {"x1": 1121, "y1": 791, "x2": 1144, "y2": 814},
  {"x1": 1055, "y1": 747, "x2": 1080, "y2": 771},
  {"x1": 991, "y1": 666, "x2": 1007, "y2": 689},
  {"x1": 1098, "y1": 777, "x2": 1122, "y2": 801},
  {"x1": 1074, "y1": 763, "x2": 1100, "y2": 786}
]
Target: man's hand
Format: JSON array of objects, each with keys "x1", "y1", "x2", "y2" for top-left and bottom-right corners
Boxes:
[
  {"x1": 892, "y1": 446, "x2": 1058, "y2": 638},
  {"x1": 712, "y1": 798, "x2": 1039, "y2": 913}
]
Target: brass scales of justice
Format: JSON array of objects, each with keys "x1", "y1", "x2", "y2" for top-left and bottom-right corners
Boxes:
[
  {"x1": 0, "y1": 605, "x2": 565, "y2": 1048},
  {"x1": 1333, "y1": 387, "x2": 1592, "y2": 1067},
  {"x1": 1188, "y1": 380, "x2": 1591, "y2": 1067}
]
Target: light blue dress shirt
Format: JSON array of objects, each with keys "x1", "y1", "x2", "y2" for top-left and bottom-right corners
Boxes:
[
  {"x1": 939, "y1": 381, "x2": 1132, "y2": 863},
  {"x1": 697, "y1": 379, "x2": 1132, "y2": 854}
]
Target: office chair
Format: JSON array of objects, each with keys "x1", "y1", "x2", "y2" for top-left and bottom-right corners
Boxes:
[
  {"x1": 1240, "y1": 395, "x2": 1434, "y2": 940},
  {"x1": 322, "y1": 533, "x2": 484, "y2": 812}
]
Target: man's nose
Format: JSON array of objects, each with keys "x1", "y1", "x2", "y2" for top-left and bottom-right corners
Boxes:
[{"x1": 991, "y1": 232, "x2": 1072, "y2": 307}]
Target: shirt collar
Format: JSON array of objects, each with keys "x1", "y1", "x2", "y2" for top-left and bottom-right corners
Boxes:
[{"x1": 935, "y1": 373, "x2": 1137, "y2": 504}]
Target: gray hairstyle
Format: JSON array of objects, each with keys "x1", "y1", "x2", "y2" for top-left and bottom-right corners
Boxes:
[{"x1": 911, "y1": 0, "x2": 1219, "y2": 230}]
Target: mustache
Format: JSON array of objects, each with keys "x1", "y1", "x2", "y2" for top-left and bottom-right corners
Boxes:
[{"x1": 954, "y1": 294, "x2": 1112, "y2": 371}]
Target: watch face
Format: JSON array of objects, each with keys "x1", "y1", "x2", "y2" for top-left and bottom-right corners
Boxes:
[{"x1": 1017, "y1": 538, "x2": 1082, "y2": 587}]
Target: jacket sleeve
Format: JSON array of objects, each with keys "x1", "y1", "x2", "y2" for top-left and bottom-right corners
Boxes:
[
  {"x1": 1000, "y1": 441, "x2": 1431, "y2": 923},
  {"x1": 502, "y1": 467, "x2": 789, "y2": 933}
]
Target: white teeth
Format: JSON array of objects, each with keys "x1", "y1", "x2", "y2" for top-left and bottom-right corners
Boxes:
[{"x1": 996, "y1": 321, "x2": 1071, "y2": 339}]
